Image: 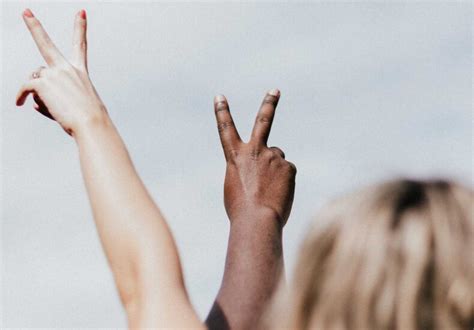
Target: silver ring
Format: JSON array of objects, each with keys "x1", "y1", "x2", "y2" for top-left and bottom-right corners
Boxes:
[{"x1": 31, "y1": 66, "x2": 46, "y2": 79}]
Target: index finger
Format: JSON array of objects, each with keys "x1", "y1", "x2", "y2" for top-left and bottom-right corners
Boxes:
[
  {"x1": 250, "y1": 89, "x2": 280, "y2": 146},
  {"x1": 22, "y1": 9, "x2": 66, "y2": 66},
  {"x1": 214, "y1": 95, "x2": 242, "y2": 160}
]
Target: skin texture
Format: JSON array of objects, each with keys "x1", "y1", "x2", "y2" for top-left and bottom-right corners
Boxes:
[
  {"x1": 16, "y1": 9, "x2": 203, "y2": 329},
  {"x1": 206, "y1": 92, "x2": 297, "y2": 329}
]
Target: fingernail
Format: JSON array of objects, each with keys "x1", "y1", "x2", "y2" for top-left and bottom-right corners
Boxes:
[
  {"x1": 268, "y1": 89, "x2": 280, "y2": 97},
  {"x1": 214, "y1": 94, "x2": 226, "y2": 103},
  {"x1": 23, "y1": 8, "x2": 34, "y2": 18},
  {"x1": 79, "y1": 9, "x2": 86, "y2": 19}
]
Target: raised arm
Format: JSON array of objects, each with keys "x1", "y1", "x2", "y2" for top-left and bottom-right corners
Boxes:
[
  {"x1": 206, "y1": 91, "x2": 297, "y2": 329},
  {"x1": 15, "y1": 9, "x2": 203, "y2": 328}
]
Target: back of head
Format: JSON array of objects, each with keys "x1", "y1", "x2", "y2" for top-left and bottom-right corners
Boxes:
[{"x1": 266, "y1": 179, "x2": 473, "y2": 329}]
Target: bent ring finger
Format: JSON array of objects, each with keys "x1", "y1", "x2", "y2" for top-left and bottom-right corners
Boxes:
[{"x1": 269, "y1": 146, "x2": 285, "y2": 159}]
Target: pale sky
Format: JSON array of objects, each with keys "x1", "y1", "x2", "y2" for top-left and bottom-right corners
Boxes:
[{"x1": 1, "y1": 1, "x2": 472, "y2": 327}]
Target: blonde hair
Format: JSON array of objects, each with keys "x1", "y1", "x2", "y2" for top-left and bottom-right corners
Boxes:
[{"x1": 265, "y1": 179, "x2": 473, "y2": 329}]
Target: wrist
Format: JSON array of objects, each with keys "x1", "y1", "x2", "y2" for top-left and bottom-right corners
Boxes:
[
  {"x1": 229, "y1": 206, "x2": 284, "y2": 231},
  {"x1": 72, "y1": 106, "x2": 113, "y2": 140}
]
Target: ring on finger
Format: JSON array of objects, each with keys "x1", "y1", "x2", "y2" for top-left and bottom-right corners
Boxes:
[{"x1": 31, "y1": 66, "x2": 46, "y2": 79}]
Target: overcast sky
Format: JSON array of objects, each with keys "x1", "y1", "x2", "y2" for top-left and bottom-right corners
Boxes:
[{"x1": 1, "y1": 1, "x2": 472, "y2": 327}]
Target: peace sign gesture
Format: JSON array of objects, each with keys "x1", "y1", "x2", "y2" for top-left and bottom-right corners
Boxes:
[
  {"x1": 16, "y1": 9, "x2": 107, "y2": 136},
  {"x1": 214, "y1": 90, "x2": 296, "y2": 226}
]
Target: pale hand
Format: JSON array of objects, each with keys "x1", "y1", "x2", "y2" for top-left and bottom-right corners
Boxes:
[{"x1": 16, "y1": 9, "x2": 107, "y2": 136}]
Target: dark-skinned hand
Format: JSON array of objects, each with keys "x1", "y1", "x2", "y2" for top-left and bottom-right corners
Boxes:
[{"x1": 214, "y1": 89, "x2": 296, "y2": 227}]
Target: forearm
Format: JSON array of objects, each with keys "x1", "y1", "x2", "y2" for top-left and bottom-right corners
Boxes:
[
  {"x1": 207, "y1": 208, "x2": 284, "y2": 330},
  {"x1": 16, "y1": 9, "x2": 201, "y2": 328},
  {"x1": 73, "y1": 114, "x2": 191, "y2": 324}
]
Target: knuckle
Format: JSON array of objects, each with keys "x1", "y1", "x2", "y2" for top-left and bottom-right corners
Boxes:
[
  {"x1": 265, "y1": 148, "x2": 276, "y2": 158},
  {"x1": 256, "y1": 115, "x2": 271, "y2": 124},
  {"x1": 217, "y1": 120, "x2": 235, "y2": 132},
  {"x1": 287, "y1": 161, "x2": 297, "y2": 174},
  {"x1": 270, "y1": 147, "x2": 285, "y2": 157},
  {"x1": 225, "y1": 149, "x2": 240, "y2": 166},
  {"x1": 263, "y1": 94, "x2": 278, "y2": 105},
  {"x1": 227, "y1": 149, "x2": 239, "y2": 160},
  {"x1": 269, "y1": 154, "x2": 278, "y2": 162},
  {"x1": 215, "y1": 101, "x2": 229, "y2": 113},
  {"x1": 38, "y1": 68, "x2": 50, "y2": 78},
  {"x1": 250, "y1": 148, "x2": 262, "y2": 160}
]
